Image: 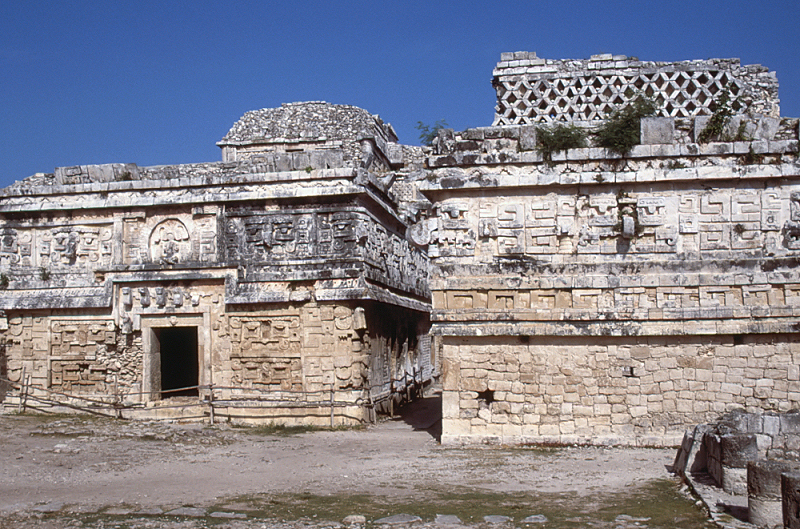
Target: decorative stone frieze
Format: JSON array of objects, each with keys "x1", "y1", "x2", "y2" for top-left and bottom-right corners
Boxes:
[
  {"x1": 493, "y1": 53, "x2": 780, "y2": 125},
  {"x1": 418, "y1": 53, "x2": 800, "y2": 446},
  {"x1": 0, "y1": 102, "x2": 431, "y2": 424}
]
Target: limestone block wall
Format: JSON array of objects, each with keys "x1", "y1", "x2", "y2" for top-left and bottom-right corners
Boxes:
[
  {"x1": 419, "y1": 109, "x2": 800, "y2": 445},
  {"x1": 442, "y1": 335, "x2": 800, "y2": 446},
  {"x1": 2, "y1": 297, "x2": 429, "y2": 425}
]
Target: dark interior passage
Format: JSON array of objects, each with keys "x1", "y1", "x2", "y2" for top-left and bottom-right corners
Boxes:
[{"x1": 157, "y1": 326, "x2": 198, "y2": 397}]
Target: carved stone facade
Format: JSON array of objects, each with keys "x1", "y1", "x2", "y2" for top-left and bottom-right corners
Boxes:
[
  {"x1": 2, "y1": 55, "x2": 800, "y2": 444},
  {"x1": 413, "y1": 53, "x2": 799, "y2": 446},
  {"x1": 0, "y1": 102, "x2": 431, "y2": 425}
]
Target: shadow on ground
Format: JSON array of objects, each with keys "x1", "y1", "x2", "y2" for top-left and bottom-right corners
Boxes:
[{"x1": 396, "y1": 394, "x2": 442, "y2": 441}]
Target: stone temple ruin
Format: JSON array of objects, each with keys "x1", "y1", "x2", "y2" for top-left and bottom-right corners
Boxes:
[
  {"x1": 0, "y1": 101, "x2": 431, "y2": 424},
  {"x1": 1, "y1": 52, "x2": 800, "y2": 447}
]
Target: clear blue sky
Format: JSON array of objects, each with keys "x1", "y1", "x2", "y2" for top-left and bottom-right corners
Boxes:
[{"x1": 1, "y1": 1, "x2": 798, "y2": 189}]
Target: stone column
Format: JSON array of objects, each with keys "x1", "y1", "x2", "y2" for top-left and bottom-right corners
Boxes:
[
  {"x1": 782, "y1": 472, "x2": 800, "y2": 529},
  {"x1": 748, "y1": 460, "x2": 800, "y2": 528},
  {"x1": 720, "y1": 434, "x2": 759, "y2": 495}
]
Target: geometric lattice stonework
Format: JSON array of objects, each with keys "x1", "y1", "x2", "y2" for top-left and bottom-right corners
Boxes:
[{"x1": 493, "y1": 52, "x2": 780, "y2": 125}]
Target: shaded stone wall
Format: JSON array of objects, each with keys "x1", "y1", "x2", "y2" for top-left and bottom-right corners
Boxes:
[
  {"x1": 0, "y1": 331, "x2": 7, "y2": 402},
  {"x1": 362, "y1": 301, "x2": 433, "y2": 413}
]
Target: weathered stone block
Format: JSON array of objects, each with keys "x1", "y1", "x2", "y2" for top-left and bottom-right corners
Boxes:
[{"x1": 640, "y1": 118, "x2": 675, "y2": 145}]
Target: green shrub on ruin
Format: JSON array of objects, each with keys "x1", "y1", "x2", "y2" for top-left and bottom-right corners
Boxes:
[
  {"x1": 594, "y1": 96, "x2": 657, "y2": 156},
  {"x1": 416, "y1": 120, "x2": 449, "y2": 146},
  {"x1": 535, "y1": 123, "x2": 587, "y2": 163},
  {"x1": 697, "y1": 86, "x2": 736, "y2": 143}
]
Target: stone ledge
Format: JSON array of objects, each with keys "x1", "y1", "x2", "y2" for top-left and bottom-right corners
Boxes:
[{"x1": 430, "y1": 319, "x2": 800, "y2": 337}]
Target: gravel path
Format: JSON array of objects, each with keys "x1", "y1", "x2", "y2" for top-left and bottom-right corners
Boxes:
[{"x1": 0, "y1": 397, "x2": 713, "y2": 528}]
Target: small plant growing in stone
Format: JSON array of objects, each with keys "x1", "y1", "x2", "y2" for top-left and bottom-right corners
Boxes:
[
  {"x1": 594, "y1": 96, "x2": 657, "y2": 156},
  {"x1": 39, "y1": 267, "x2": 50, "y2": 281},
  {"x1": 304, "y1": 166, "x2": 313, "y2": 173},
  {"x1": 697, "y1": 85, "x2": 737, "y2": 143},
  {"x1": 415, "y1": 120, "x2": 449, "y2": 146},
  {"x1": 741, "y1": 145, "x2": 764, "y2": 165},
  {"x1": 734, "y1": 223, "x2": 746, "y2": 236},
  {"x1": 0, "y1": 273, "x2": 9, "y2": 289},
  {"x1": 734, "y1": 120, "x2": 750, "y2": 142},
  {"x1": 535, "y1": 123, "x2": 587, "y2": 163}
]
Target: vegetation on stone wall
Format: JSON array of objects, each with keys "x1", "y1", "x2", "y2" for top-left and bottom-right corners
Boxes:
[
  {"x1": 535, "y1": 124, "x2": 587, "y2": 163},
  {"x1": 416, "y1": 120, "x2": 449, "y2": 146},
  {"x1": 0, "y1": 273, "x2": 8, "y2": 289},
  {"x1": 594, "y1": 97, "x2": 657, "y2": 156},
  {"x1": 697, "y1": 86, "x2": 737, "y2": 143}
]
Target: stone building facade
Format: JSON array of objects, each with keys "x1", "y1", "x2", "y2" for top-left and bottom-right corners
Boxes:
[
  {"x1": 2, "y1": 54, "x2": 800, "y2": 445},
  {"x1": 0, "y1": 102, "x2": 431, "y2": 424},
  {"x1": 415, "y1": 53, "x2": 800, "y2": 446}
]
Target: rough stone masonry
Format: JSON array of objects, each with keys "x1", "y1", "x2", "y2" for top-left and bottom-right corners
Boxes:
[
  {"x1": 0, "y1": 102, "x2": 432, "y2": 425},
  {"x1": 1, "y1": 53, "x2": 799, "y2": 447},
  {"x1": 415, "y1": 53, "x2": 800, "y2": 446}
]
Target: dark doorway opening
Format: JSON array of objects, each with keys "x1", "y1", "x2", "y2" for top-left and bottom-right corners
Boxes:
[{"x1": 156, "y1": 327, "x2": 198, "y2": 397}]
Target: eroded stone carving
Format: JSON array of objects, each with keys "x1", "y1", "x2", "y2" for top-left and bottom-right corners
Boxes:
[{"x1": 150, "y1": 219, "x2": 190, "y2": 264}]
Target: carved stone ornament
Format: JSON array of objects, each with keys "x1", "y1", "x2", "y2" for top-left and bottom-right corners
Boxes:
[{"x1": 149, "y1": 219, "x2": 190, "y2": 264}]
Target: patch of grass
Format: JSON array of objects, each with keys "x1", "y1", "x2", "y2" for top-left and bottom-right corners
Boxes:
[
  {"x1": 741, "y1": 145, "x2": 765, "y2": 165},
  {"x1": 666, "y1": 160, "x2": 687, "y2": 169},
  {"x1": 207, "y1": 479, "x2": 712, "y2": 527},
  {"x1": 595, "y1": 96, "x2": 657, "y2": 156},
  {"x1": 416, "y1": 120, "x2": 449, "y2": 146},
  {"x1": 232, "y1": 422, "x2": 362, "y2": 437},
  {"x1": 734, "y1": 119, "x2": 750, "y2": 141}
]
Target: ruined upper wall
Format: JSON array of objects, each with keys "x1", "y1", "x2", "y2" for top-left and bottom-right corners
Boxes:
[
  {"x1": 0, "y1": 101, "x2": 430, "y2": 313},
  {"x1": 493, "y1": 53, "x2": 780, "y2": 126},
  {"x1": 217, "y1": 102, "x2": 402, "y2": 170}
]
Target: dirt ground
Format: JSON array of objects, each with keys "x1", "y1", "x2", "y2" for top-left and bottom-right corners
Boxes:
[{"x1": 0, "y1": 396, "x2": 714, "y2": 528}]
